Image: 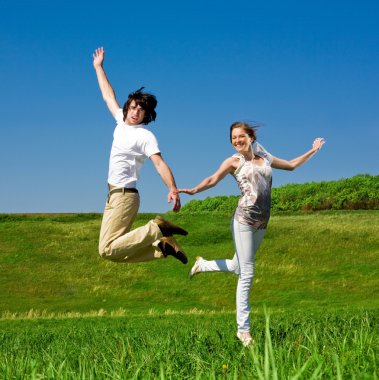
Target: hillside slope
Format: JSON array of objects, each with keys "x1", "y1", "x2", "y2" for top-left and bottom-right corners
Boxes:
[{"x1": 1, "y1": 211, "x2": 378, "y2": 316}]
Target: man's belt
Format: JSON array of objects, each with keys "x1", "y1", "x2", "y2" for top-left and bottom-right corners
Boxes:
[{"x1": 108, "y1": 187, "x2": 138, "y2": 201}]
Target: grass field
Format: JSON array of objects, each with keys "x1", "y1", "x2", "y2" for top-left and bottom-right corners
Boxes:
[
  {"x1": 1, "y1": 311, "x2": 377, "y2": 379},
  {"x1": 0, "y1": 211, "x2": 378, "y2": 378}
]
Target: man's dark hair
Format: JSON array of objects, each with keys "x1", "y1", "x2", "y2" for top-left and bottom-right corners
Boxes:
[{"x1": 123, "y1": 87, "x2": 157, "y2": 125}]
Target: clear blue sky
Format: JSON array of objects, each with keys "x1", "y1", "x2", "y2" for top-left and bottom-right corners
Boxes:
[{"x1": 1, "y1": 0, "x2": 378, "y2": 213}]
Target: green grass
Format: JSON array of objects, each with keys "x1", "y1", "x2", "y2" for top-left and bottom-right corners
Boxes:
[
  {"x1": 1, "y1": 211, "x2": 377, "y2": 314},
  {"x1": 0, "y1": 211, "x2": 378, "y2": 378},
  {"x1": 0, "y1": 310, "x2": 377, "y2": 379}
]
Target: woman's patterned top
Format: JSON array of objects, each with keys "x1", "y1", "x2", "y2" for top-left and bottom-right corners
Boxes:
[{"x1": 232, "y1": 150, "x2": 273, "y2": 229}]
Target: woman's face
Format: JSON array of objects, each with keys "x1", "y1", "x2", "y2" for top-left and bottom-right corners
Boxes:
[{"x1": 231, "y1": 127, "x2": 254, "y2": 154}]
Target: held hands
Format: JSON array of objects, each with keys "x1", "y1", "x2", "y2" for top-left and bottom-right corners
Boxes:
[
  {"x1": 168, "y1": 189, "x2": 181, "y2": 213},
  {"x1": 313, "y1": 137, "x2": 326, "y2": 151},
  {"x1": 93, "y1": 47, "x2": 105, "y2": 69}
]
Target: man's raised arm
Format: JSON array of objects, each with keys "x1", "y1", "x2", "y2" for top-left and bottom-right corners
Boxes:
[{"x1": 93, "y1": 47, "x2": 120, "y2": 117}]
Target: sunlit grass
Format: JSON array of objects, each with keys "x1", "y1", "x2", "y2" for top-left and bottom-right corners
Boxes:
[
  {"x1": 0, "y1": 211, "x2": 378, "y2": 378},
  {"x1": 0, "y1": 310, "x2": 377, "y2": 379},
  {"x1": 0, "y1": 211, "x2": 378, "y2": 314}
]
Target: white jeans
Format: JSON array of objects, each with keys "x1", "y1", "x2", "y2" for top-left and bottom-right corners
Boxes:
[{"x1": 199, "y1": 218, "x2": 265, "y2": 333}]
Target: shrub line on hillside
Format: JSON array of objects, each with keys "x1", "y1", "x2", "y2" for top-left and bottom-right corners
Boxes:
[{"x1": 180, "y1": 174, "x2": 379, "y2": 213}]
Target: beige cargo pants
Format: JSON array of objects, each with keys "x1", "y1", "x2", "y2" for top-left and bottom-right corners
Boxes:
[{"x1": 99, "y1": 190, "x2": 164, "y2": 262}]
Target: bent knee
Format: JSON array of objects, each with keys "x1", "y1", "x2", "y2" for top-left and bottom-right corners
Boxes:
[
  {"x1": 99, "y1": 250, "x2": 108, "y2": 259},
  {"x1": 230, "y1": 262, "x2": 239, "y2": 273},
  {"x1": 99, "y1": 244, "x2": 110, "y2": 258}
]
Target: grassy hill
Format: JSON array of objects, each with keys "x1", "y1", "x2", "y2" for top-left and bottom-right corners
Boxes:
[
  {"x1": 1, "y1": 210, "x2": 378, "y2": 316},
  {"x1": 0, "y1": 211, "x2": 378, "y2": 378}
]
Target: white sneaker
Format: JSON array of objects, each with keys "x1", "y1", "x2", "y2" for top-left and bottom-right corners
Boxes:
[
  {"x1": 189, "y1": 256, "x2": 203, "y2": 279},
  {"x1": 237, "y1": 332, "x2": 253, "y2": 347}
]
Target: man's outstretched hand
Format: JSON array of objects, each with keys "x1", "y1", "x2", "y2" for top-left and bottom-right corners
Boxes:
[
  {"x1": 93, "y1": 47, "x2": 105, "y2": 69},
  {"x1": 168, "y1": 189, "x2": 181, "y2": 213}
]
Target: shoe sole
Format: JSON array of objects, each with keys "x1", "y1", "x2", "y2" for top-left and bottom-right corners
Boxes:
[
  {"x1": 155, "y1": 216, "x2": 188, "y2": 236},
  {"x1": 163, "y1": 239, "x2": 188, "y2": 264}
]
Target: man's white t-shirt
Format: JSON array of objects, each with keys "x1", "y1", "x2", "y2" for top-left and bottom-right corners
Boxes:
[{"x1": 107, "y1": 109, "x2": 160, "y2": 189}]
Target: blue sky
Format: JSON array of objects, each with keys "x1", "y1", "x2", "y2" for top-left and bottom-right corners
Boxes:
[{"x1": 1, "y1": 0, "x2": 378, "y2": 213}]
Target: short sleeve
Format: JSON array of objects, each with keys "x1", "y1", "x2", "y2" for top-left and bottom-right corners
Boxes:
[
  {"x1": 252, "y1": 141, "x2": 273, "y2": 165},
  {"x1": 114, "y1": 108, "x2": 124, "y2": 125},
  {"x1": 141, "y1": 131, "x2": 160, "y2": 157}
]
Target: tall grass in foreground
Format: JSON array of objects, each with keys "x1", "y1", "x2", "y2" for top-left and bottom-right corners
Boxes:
[{"x1": 0, "y1": 310, "x2": 377, "y2": 379}]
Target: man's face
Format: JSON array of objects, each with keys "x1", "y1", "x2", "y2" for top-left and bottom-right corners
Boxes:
[{"x1": 125, "y1": 100, "x2": 145, "y2": 125}]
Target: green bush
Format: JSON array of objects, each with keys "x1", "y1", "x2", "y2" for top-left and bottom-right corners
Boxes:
[{"x1": 181, "y1": 174, "x2": 379, "y2": 213}]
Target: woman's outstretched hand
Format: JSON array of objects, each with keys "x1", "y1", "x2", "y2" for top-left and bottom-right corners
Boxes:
[
  {"x1": 177, "y1": 188, "x2": 197, "y2": 195},
  {"x1": 313, "y1": 137, "x2": 326, "y2": 151}
]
